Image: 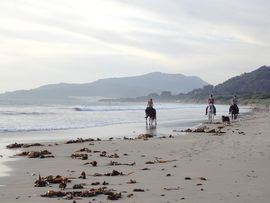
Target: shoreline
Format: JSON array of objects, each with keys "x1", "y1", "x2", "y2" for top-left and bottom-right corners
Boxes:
[{"x1": 1, "y1": 109, "x2": 270, "y2": 202}]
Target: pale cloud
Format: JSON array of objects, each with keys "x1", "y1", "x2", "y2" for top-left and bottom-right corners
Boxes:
[{"x1": 0, "y1": 0, "x2": 270, "y2": 93}]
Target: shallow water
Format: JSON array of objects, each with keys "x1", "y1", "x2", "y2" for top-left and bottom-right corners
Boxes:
[{"x1": 0, "y1": 102, "x2": 251, "y2": 178}]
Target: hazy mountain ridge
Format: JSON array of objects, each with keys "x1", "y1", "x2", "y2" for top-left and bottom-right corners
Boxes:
[
  {"x1": 0, "y1": 72, "x2": 208, "y2": 102},
  {"x1": 188, "y1": 65, "x2": 270, "y2": 97},
  {"x1": 112, "y1": 66, "x2": 270, "y2": 105}
]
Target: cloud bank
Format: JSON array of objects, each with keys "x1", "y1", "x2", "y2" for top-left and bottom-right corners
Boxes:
[{"x1": 0, "y1": 0, "x2": 270, "y2": 92}]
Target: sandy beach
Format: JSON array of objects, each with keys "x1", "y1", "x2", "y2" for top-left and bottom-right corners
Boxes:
[{"x1": 0, "y1": 109, "x2": 270, "y2": 203}]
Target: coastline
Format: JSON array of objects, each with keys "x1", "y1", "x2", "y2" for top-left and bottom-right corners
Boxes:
[{"x1": 1, "y1": 109, "x2": 270, "y2": 202}]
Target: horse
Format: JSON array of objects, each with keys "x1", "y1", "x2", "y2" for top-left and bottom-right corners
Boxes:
[
  {"x1": 206, "y1": 104, "x2": 215, "y2": 123},
  {"x1": 145, "y1": 107, "x2": 157, "y2": 127},
  {"x1": 229, "y1": 104, "x2": 239, "y2": 120}
]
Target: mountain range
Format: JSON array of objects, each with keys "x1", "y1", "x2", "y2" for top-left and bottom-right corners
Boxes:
[
  {"x1": 1, "y1": 66, "x2": 269, "y2": 104},
  {"x1": 0, "y1": 72, "x2": 208, "y2": 103},
  {"x1": 184, "y1": 65, "x2": 270, "y2": 99}
]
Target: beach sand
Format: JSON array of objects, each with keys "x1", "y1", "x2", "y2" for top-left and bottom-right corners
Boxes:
[{"x1": 0, "y1": 109, "x2": 270, "y2": 203}]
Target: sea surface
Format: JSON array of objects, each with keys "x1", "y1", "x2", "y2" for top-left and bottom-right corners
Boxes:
[
  {"x1": 0, "y1": 102, "x2": 251, "y2": 177},
  {"x1": 0, "y1": 102, "x2": 250, "y2": 134}
]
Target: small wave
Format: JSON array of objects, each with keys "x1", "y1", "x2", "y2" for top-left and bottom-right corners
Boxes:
[
  {"x1": 73, "y1": 105, "x2": 188, "y2": 112},
  {"x1": 73, "y1": 106, "x2": 145, "y2": 112},
  {"x1": 0, "y1": 111, "x2": 54, "y2": 116}
]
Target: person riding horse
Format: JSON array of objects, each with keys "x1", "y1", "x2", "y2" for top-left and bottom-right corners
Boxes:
[
  {"x1": 206, "y1": 94, "x2": 216, "y2": 115},
  {"x1": 145, "y1": 98, "x2": 156, "y2": 126},
  {"x1": 229, "y1": 95, "x2": 239, "y2": 120}
]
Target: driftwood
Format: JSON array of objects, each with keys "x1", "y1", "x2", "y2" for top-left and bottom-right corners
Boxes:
[
  {"x1": 41, "y1": 187, "x2": 121, "y2": 200},
  {"x1": 6, "y1": 142, "x2": 43, "y2": 149},
  {"x1": 83, "y1": 161, "x2": 97, "y2": 166},
  {"x1": 133, "y1": 189, "x2": 145, "y2": 192},
  {"x1": 75, "y1": 148, "x2": 92, "y2": 153},
  {"x1": 92, "y1": 170, "x2": 132, "y2": 177},
  {"x1": 108, "y1": 161, "x2": 135, "y2": 166},
  {"x1": 16, "y1": 150, "x2": 53, "y2": 158},
  {"x1": 137, "y1": 134, "x2": 153, "y2": 139},
  {"x1": 145, "y1": 159, "x2": 177, "y2": 164},
  {"x1": 164, "y1": 187, "x2": 180, "y2": 191},
  {"x1": 70, "y1": 153, "x2": 88, "y2": 160},
  {"x1": 65, "y1": 138, "x2": 95, "y2": 144}
]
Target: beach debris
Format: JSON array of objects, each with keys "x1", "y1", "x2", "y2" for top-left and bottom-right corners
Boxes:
[
  {"x1": 127, "y1": 179, "x2": 136, "y2": 184},
  {"x1": 91, "y1": 182, "x2": 100, "y2": 185},
  {"x1": 16, "y1": 150, "x2": 53, "y2": 159},
  {"x1": 127, "y1": 193, "x2": 134, "y2": 198},
  {"x1": 41, "y1": 190, "x2": 66, "y2": 198},
  {"x1": 71, "y1": 153, "x2": 88, "y2": 160},
  {"x1": 102, "y1": 181, "x2": 109, "y2": 185},
  {"x1": 123, "y1": 136, "x2": 134, "y2": 140},
  {"x1": 166, "y1": 174, "x2": 171, "y2": 176},
  {"x1": 41, "y1": 187, "x2": 121, "y2": 200},
  {"x1": 0, "y1": 155, "x2": 3, "y2": 158},
  {"x1": 199, "y1": 177, "x2": 207, "y2": 181},
  {"x1": 181, "y1": 128, "x2": 192, "y2": 132},
  {"x1": 100, "y1": 151, "x2": 107, "y2": 157},
  {"x1": 105, "y1": 170, "x2": 123, "y2": 176},
  {"x1": 34, "y1": 174, "x2": 47, "y2": 187},
  {"x1": 6, "y1": 142, "x2": 44, "y2": 149},
  {"x1": 185, "y1": 177, "x2": 192, "y2": 180},
  {"x1": 65, "y1": 138, "x2": 95, "y2": 144},
  {"x1": 59, "y1": 178, "x2": 68, "y2": 190},
  {"x1": 181, "y1": 126, "x2": 226, "y2": 134},
  {"x1": 107, "y1": 192, "x2": 121, "y2": 200},
  {"x1": 133, "y1": 189, "x2": 145, "y2": 192},
  {"x1": 92, "y1": 170, "x2": 131, "y2": 177},
  {"x1": 108, "y1": 153, "x2": 119, "y2": 158},
  {"x1": 108, "y1": 161, "x2": 135, "y2": 166},
  {"x1": 34, "y1": 175, "x2": 70, "y2": 187},
  {"x1": 79, "y1": 171, "x2": 86, "y2": 179},
  {"x1": 164, "y1": 187, "x2": 180, "y2": 191},
  {"x1": 83, "y1": 161, "x2": 97, "y2": 166},
  {"x1": 76, "y1": 148, "x2": 92, "y2": 153},
  {"x1": 145, "y1": 159, "x2": 177, "y2": 164},
  {"x1": 141, "y1": 168, "x2": 150, "y2": 171},
  {"x1": 193, "y1": 126, "x2": 207, "y2": 132},
  {"x1": 137, "y1": 134, "x2": 153, "y2": 139},
  {"x1": 196, "y1": 183, "x2": 203, "y2": 186},
  {"x1": 73, "y1": 184, "x2": 84, "y2": 189},
  {"x1": 100, "y1": 151, "x2": 119, "y2": 158}
]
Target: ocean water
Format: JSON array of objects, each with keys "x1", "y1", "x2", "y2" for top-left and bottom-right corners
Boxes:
[
  {"x1": 0, "y1": 102, "x2": 250, "y2": 134},
  {"x1": 0, "y1": 102, "x2": 251, "y2": 177}
]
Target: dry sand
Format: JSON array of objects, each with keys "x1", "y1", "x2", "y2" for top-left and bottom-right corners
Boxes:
[{"x1": 0, "y1": 109, "x2": 270, "y2": 203}]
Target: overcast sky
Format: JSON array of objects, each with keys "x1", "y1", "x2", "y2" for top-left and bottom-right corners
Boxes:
[{"x1": 0, "y1": 0, "x2": 270, "y2": 93}]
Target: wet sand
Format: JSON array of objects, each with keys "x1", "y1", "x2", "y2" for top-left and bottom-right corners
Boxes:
[{"x1": 0, "y1": 110, "x2": 270, "y2": 203}]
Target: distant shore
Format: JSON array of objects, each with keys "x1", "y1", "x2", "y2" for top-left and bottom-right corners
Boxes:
[{"x1": 0, "y1": 107, "x2": 270, "y2": 203}]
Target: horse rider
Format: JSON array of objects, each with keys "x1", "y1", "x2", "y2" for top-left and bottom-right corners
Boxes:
[
  {"x1": 147, "y1": 98, "x2": 154, "y2": 108},
  {"x1": 231, "y1": 95, "x2": 238, "y2": 105},
  {"x1": 206, "y1": 94, "x2": 216, "y2": 115}
]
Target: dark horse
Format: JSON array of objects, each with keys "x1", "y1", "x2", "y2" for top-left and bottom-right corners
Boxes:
[
  {"x1": 145, "y1": 107, "x2": 157, "y2": 127},
  {"x1": 229, "y1": 104, "x2": 239, "y2": 120}
]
